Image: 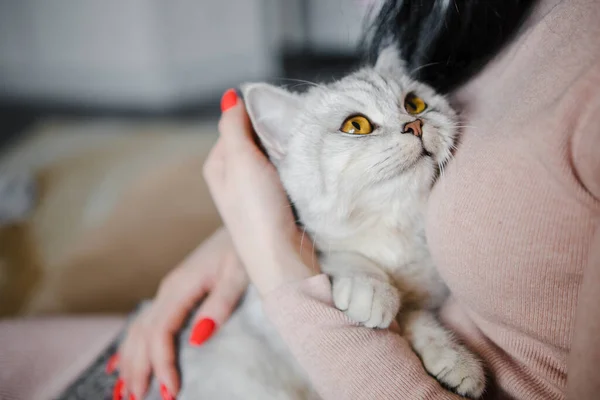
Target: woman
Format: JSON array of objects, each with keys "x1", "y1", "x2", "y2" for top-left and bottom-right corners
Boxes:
[
  {"x1": 117, "y1": 0, "x2": 599, "y2": 399},
  {"x1": 1, "y1": 0, "x2": 597, "y2": 399}
]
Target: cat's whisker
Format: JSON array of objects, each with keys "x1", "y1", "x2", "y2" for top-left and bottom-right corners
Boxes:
[
  {"x1": 300, "y1": 227, "x2": 307, "y2": 262},
  {"x1": 450, "y1": 124, "x2": 477, "y2": 129},
  {"x1": 282, "y1": 202, "x2": 295, "y2": 210},
  {"x1": 410, "y1": 62, "x2": 441, "y2": 75},
  {"x1": 292, "y1": 84, "x2": 322, "y2": 92},
  {"x1": 273, "y1": 77, "x2": 327, "y2": 91},
  {"x1": 311, "y1": 229, "x2": 320, "y2": 273}
]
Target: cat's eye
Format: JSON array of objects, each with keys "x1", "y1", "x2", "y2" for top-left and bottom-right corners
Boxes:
[
  {"x1": 340, "y1": 115, "x2": 373, "y2": 135},
  {"x1": 404, "y1": 93, "x2": 427, "y2": 115}
]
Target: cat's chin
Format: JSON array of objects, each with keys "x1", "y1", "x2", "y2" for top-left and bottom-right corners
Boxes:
[
  {"x1": 377, "y1": 157, "x2": 436, "y2": 189},
  {"x1": 406, "y1": 148, "x2": 436, "y2": 172}
]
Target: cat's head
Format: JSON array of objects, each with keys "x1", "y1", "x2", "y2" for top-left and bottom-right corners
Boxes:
[{"x1": 241, "y1": 47, "x2": 457, "y2": 226}]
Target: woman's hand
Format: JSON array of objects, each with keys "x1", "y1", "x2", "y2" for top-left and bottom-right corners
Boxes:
[
  {"x1": 203, "y1": 89, "x2": 319, "y2": 297},
  {"x1": 115, "y1": 227, "x2": 248, "y2": 400}
]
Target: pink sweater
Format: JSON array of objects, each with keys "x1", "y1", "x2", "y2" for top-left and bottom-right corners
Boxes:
[{"x1": 263, "y1": 1, "x2": 600, "y2": 399}]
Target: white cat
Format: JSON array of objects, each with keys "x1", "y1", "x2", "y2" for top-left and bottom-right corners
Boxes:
[{"x1": 142, "y1": 47, "x2": 485, "y2": 400}]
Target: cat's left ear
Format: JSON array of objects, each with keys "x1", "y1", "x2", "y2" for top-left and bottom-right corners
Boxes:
[
  {"x1": 374, "y1": 45, "x2": 406, "y2": 75},
  {"x1": 241, "y1": 83, "x2": 303, "y2": 166}
]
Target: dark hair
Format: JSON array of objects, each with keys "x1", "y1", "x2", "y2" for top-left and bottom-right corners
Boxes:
[{"x1": 365, "y1": 0, "x2": 536, "y2": 93}]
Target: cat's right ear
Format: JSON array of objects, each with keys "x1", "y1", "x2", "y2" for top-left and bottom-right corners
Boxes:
[{"x1": 241, "y1": 83, "x2": 302, "y2": 165}]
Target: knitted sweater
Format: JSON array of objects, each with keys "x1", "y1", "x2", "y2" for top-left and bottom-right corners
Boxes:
[{"x1": 263, "y1": 1, "x2": 600, "y2": 398}]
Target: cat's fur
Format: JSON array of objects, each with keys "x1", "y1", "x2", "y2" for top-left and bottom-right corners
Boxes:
[{"x1": 141, "y1": 48, "x2": 485, "y2": 400}]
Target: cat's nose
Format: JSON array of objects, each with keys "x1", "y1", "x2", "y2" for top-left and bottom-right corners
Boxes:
[{"x1": 402, "y1": 119, "x2": 423, "y2": 137}]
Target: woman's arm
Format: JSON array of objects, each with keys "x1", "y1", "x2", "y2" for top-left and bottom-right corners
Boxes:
[
  {"x1": 264, "y1": 274, "x2": 462, "y2": 400},
  {"x1": 204, "y1": 91, "x2": 465, "y2": 399}
]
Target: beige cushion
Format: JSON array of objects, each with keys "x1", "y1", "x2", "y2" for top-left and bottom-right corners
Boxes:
[{"x1": 0, "y1": 119, "x2": 222, "y2": 316}]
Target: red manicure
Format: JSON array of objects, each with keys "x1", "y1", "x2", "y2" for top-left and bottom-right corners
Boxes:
[
  {"x1": 113, "y1": 379, "x2": 125, "y2": 400},
  {"x1": 106, "y1": 353, "x2": 119, "y2": 374},
  {"x1": 220, "y1": 89, "x2": 238, "y2": 112},
  {"x1": 129, "y1": 395, "x2": 136, "y2": 400},
  {"x1": 160, "y1": 383, "x2": 175, "y2": 400},
  {"x1": 189, "y1": 318, "x2": 217, "y2": 346}
]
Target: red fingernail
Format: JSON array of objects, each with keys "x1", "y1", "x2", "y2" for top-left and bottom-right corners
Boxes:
[
  {"x1": 189, "y1": 318, "x2": 217, "y2": 346},
  {"x1": 160, "y1": 383, "x2": 174, "y2": 400},
  {"x1": 106, "y1": 353, "x2": 119, "y2": 374},
  {"x1": 113, "y1": 379, "x2": 125, "y2": 400},
  {"x1": 129, "y1": 395, "x2": 136, "y2": 400},
  {"x1": 220, "y1": 89, "x2": 238, "y2": 112}
]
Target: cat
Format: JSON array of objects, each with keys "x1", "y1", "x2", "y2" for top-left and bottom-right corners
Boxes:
[{"x1": 140, "y1": 47, "x2": 485, "y2": 400}]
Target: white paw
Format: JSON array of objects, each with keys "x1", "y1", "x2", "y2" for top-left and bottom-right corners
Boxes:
[
  {"x1": 331, "y1": 275, "x2": 400, "y2": 329},
  {"x1": 420, "y1": 343, "x2": 485, "y2": 398}
]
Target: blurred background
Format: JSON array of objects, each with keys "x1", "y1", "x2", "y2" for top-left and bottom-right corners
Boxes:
[{"x1": 0, "y1": 0, "x2": 369, "y2": 318}]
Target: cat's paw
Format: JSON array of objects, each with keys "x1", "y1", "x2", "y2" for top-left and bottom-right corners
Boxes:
[
  {"x1": 331, "y1": 275, "x2": 400, "y2": 329},
  {"x1": 420, "y1": 343, "x2": 485, "y2": 398}
]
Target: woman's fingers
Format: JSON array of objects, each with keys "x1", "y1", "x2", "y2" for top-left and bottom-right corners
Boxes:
[
  {"x1": 128, "y1": 336, "x2": 152, "y2": 400},
  {"x1": 117, "y1": 271, "x2": 208, "y2": 399},
  {"x1": 150, "y1": 258, "x2": 247, "y2": 396},
  {"x1": 203, "y1": 138, "x2": 226, "y2": 187},
  {"x1": 218, "y1": 89, "x2": 249, "y2": 142},
  {"x1": 217, "y1": 90, "x2": 265, "y2": 160},
  {"x1": 106, "y1": 353, "x2": 120, "y2": 374},
  {"x1": 149, "y1": 329, "x2": 179, "y2": 399},
  {"x1": 148, "y1": 275, "x2": 210, "y2": 397},
  {"x1": 112, "y1": 228, "x2": 248, "y2": 400},
  {"x1": 113, "y1": 378, "x2": 126, "y2": 400},
  {"x1": 118, "y1": 317, "x2": 149, "y2": 400},
  {"x1": 220, "y1": 88, "x2": 238, "y2": 113},
  {"x1": 189, "y1": 255, "x2": 249, "y2": 345}
]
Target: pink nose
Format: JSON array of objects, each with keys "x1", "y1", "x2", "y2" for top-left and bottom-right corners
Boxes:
[{"x1": 403, "y1": 119, "x2": 423, "y2": 137}]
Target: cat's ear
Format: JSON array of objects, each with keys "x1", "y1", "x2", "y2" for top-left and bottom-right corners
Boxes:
[
  {"x1": 374, "y1": 45, "x2": 406, "y2": 75},
  {"x1": 241, "y1": 83, "x2": 303, "y2": 165}
]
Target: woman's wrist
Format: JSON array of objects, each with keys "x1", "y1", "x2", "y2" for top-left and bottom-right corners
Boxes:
[{"x1": 252, "y1": 236, "x2": 319, "y2": 297}]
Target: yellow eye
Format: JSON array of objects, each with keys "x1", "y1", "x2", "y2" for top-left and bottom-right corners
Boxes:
[
  {"x1": 404, "y1": 93, "x2": 427, "y2": 115},
  {"x1": 340, "y1": 115, "x2": 373, "y2": 135}
]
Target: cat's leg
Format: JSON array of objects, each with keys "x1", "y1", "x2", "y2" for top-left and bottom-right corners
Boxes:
[
  {"x1": 402, "y1": 309, "x2": 486, "y2": 398},
  {"x1": 321, "y1": 252, "x2": 400, "y2": 329}
]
